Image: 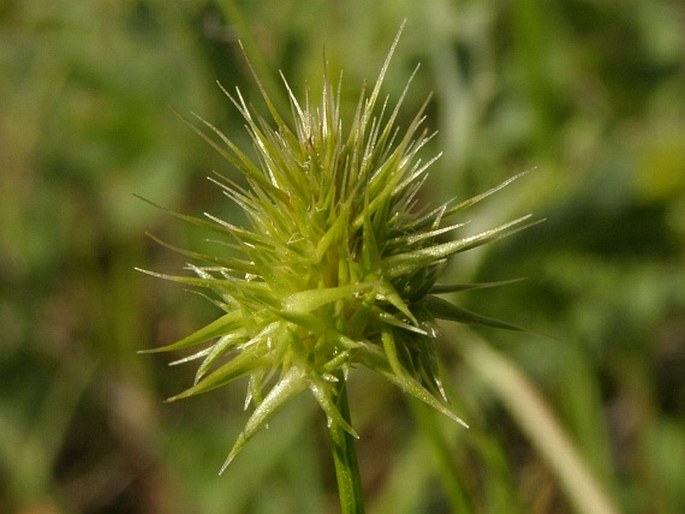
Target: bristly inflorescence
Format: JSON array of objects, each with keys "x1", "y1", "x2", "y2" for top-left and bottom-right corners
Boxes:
[{"x1": 139, "y1": 25, "x2": 538, "y2": 473}]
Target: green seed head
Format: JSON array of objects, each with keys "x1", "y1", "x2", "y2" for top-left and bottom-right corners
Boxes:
[{"x1": 139, "y1": 26, "x2": 537, "y2": 472}]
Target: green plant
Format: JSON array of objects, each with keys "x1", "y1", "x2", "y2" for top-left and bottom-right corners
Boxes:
[{"x1": 139, "y1": 25, "x2": 538, "y2": 513}]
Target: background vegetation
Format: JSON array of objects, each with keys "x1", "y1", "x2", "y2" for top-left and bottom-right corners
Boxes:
[{"x1": 1, "y1": 0, "x2": 683, "y2": 512}]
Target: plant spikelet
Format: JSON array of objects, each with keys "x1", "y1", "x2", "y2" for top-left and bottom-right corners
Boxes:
[{"x1": 139, "y1": 26, "x2": 537, "y2": 471}]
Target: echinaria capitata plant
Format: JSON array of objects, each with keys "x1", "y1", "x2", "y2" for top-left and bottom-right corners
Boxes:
[{"x1": 139, "y1": 24, "x2": 538, "y2": 513}]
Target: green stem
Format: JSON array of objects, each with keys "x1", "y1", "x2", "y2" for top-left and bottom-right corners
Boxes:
[{"x1": 329, "y1": 379, "x2": 365, "y2": 514}]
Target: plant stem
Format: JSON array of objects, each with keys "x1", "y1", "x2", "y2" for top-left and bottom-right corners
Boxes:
[{"x1": 329, "y1": 379, "x2": 365, "y2": 514}]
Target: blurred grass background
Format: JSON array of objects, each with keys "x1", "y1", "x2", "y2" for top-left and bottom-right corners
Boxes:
[{"x1": 1, "y1": 0, "x2": 684, "y2": 513}]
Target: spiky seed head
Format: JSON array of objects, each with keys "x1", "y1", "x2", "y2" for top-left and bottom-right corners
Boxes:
[{"x1": 139, "y1": 26, "x2": 537, "y2": 472}]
